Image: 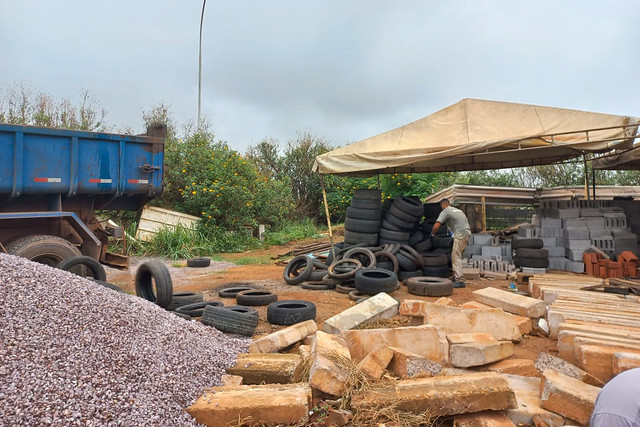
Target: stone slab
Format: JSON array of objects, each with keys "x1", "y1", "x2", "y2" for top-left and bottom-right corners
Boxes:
[
  {"x1": 472, "y1": 287, "x2": 547, "y2": 318},
  {"x1": 221, "y1": 374, "x2": 243, "y2": 387},
  {"x1": 501, "y1": 374, "x2": 565, "y2": 427},
  {"x1": 535, "y1": 351, "x2": 603, "y2": 387},
  {"x1": 540, "y1": 370, "x2": 600, "y2": 425},
  {"x1": 249, "y1": 320, "x2": 317, "y2": 353},
  {"x1": 322, "y1": 292, "x2": 399, "y2": 334},
  {"x1": 226, "y1": 353, "x2": 303, "y2": 384},
  {"x1": 454, "y1": 411, "x2": 516, "y2": 426},
  {"x1": 352, "y1": 372, "x2": 517, "y2": 417},
  {"x1": 446, "y1": 332, "x2": 496, "y2": 345},
  {"x1": 357, "y1": 346, "x2": 394, "y2": 380},
  {"x1": 343, "y1": 324, "x2": 448, "y2": 363},
  {"x1": 387, "y1": 346, "x2": 443, "y2": 378},
  {"x1": 613, "y1": 351, "x2": 640, "y2": 375},
  {"x1": 513, "y1": 314, "x2": 533, "y2": 336},
  {"x1": 575, "y1": 342, "x2": 640, "y2": 383},
  {"x1": 187, "y1": 383, "x2": 312, "y2": 427},
  {"x1": 481, "y1": 359, "x2": 538, "y2": 377},
  {"x1": 308, "y1": 331, "x2": 350, "y2": 396},
  {"x1": 450, "y1": 341, "x2": 514, "y2": 368}
]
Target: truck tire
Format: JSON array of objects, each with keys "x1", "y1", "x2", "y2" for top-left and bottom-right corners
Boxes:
[
  {"x1": 167, "y1": 292, "x2": 204, "y2": 311},
  {"x1": 56, "y1": 255, "x2": 107, "y2": 281},
  {"x1": 407, "y1": 277, "x2": 454, "y2": 297},
  {"x1": 351, "y1": 198, "x2": 380, "y2": 210},
  {"x1": 393, "y1": 197, "x2": 424, "y2": 217},
  {"x1": 236, "y1": 290, "x2": 278, "y2": 306},
  {"x1": 5, "y1": 234, "x2": 81, "y2": 267},
  {"x1": 135, "y1": 260, "x2": 174, "y2": 308},
  {"x1": 353, "y1": 189, "x2": 382, "y2": 200},
  {"x1": 201, "y1": 305, "x2": 258, "y2": 336},
  {"x1": 267, "y1": 300, "x2": 316, "y2": 325}
]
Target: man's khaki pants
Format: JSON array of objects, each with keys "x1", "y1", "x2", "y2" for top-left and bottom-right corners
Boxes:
[{"x1": 452, "y1": 234, "x2": 471, "y2": 282}]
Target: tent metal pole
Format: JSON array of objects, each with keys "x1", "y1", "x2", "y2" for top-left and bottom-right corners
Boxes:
[
  {"x1": 583, "y1": 154, "x2": 590, "y2": 201},
  {"x1": 320, "y1": 175, "x2": 336, "y2": 261},
  {"x1": 592, "y1": 166, "x2": 597, "y2": 200}
]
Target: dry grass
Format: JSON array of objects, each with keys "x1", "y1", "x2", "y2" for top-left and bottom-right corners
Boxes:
[{"x1": 352, "y1": 316, "x2": 411, "y2": 330}]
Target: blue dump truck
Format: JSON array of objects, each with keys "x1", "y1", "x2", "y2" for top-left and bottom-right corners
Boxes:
[{"x1": 0, "y1": 123, "x2": 166, "y2": 269}]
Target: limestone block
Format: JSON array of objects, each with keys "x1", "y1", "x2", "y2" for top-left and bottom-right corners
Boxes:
[
  {"x1": 343, "y1": 324, "x2": 448, "y2": 363},
  {"x1": 502, "y1": 374, "x2": 565, "y2": 427},
  {"x1": 613, "y1": 351, "x2": 640, "y2": 375},
  {"x1": 460, "y1": 301, "x2": 493, "y2": 310},
  {"x1": 298, "y1": 344, "x2": 312, "y2": 361},
  {"x1": 308, "y1": 331, "x2": 350, "y2": 396},
  {"x1": 388, "y1": 346, "x2": 443, "y2": 378},
  {"x1": 472, "y1": 287, "x2": 547, "y2": 318},
  {"x1": 221, "y1": 374, "x2": 243, "y2": 387},
  {"x1": 449, "y1": 341, "x2": 514, "y2": 368},
  {"x1": 434, "y1": 297, "x2": 456, "y2": 306},
  {"x1": 513, "y1": 314, "x2": 533, "y2": 336},
  {"x1": 540, "y1": 370, "x2": 600, "y2": 425},
  {"x1": 322, "y1": 292, "x2": 398, "y2": 334},
  {"x1": 454, "y1": 411, "x2": 516, "y2": 426},
  {"x1": 249, "y1": 320, "x2": 317, "y2": 353},
  {"x1": 446, "y1": 332, "x2": 496, "y2": 345},
  {"x1": 352, "y1": 372, "x2": 517, "y2": 417},
  {"x1": 357, "y1": 347, "x2": 394, "y2": 380},
  {"x1": 187, "y1": 383, "x2": 312, "y2": 427},
  {"x1": 575, "y1": 343, "x2": 640, "y2": 383},
  {"x1": 535, "y1": 352, "x2": 603, "y2": 387},
  {"x1": 226, "y1": 353, "x2": 303, "y2": 384},
  {"x1": 557, "y1": 329, "x2": 640, "y2": 367},
  {"x1": 481, "y1": 359, "x2": 538, "y2": 377}
]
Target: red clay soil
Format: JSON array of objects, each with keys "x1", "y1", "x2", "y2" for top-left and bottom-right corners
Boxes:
[{"x1": 105, "y1": 237, "x2": 557, "y2": 359}]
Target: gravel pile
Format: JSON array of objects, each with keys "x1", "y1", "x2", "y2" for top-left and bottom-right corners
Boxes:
[{"x1": 0, "y1": 253, "x2": 250, "y2": 426}]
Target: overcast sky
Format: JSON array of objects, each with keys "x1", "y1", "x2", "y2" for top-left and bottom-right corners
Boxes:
[{"x1": 1, "y1": 1, "x2": 639, "y2": 152}]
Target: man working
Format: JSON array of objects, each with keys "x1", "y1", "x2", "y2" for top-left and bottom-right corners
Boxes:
[
  {"x1": 430, "y1": 198, "x2": 471, "y2": 288},
  {"x1": 590, "y1": 367, "x2": 640, "y2": 426}
]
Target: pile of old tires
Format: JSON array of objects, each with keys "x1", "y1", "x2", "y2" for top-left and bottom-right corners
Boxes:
[
  {"x1": 512, "y1": 237, "x2": 549, "y2": 269},
  {"x1": 344, "y1": 189, "x2": 382, "y2": 246},
  {"x1": 379, "y1": 196, "x2": 424, "y2": 245}
]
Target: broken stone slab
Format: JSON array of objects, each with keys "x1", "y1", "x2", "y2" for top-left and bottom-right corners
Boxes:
[
  {"x1": 323, "y1": 407, "x2": 353, "y2": 426},
  {"x1": 454, "y1": 411, "x2": 516, "y2": 427},
  {"x1": 321, "y1": 292, "x2": 399, "y2": 334},
  {"x1": 298, "y1": 344, "x2": 312, "y2": 361},
  {"x1": 187, "y1": 383, "x2": 312, "y2": 427},
  {"x1": 575, "y1": 342, "x2": 640, "y2": 383},
  {"x1": 460, "y1": 301, "x2": 493, "y2": 310},
  {"x1": 480, "y1": 358, "x2": 539, "y2": 377},
  {"x1": 308, "y1": 331, "x2": 350, "y2": 396},
  {"x1": 387, "y1": 346, "x2": 443, "y2": 378},
  {"x1": 220, "y1": 374, "x2": 243, "y2": 387},
  {"x1": 540, "y1": 370, "x2": 601, "y2": 425},
  {"x1": 249, "y1": 319, "x2": 317, "y2": 353},
  {"x1": 357, "y1": 346, "x2": 394, "y2": 380},
  {"x1": 473, "y1": 287, "x2": 547, "y2": 318},
  {"x1": 547, "y1": 308, "x2": 640, "y2": 339},
  {"x1": 226, "y1": 353, "x2": 303, "y2": 385},
  {"x1": 446, "y1": 332, "x2": 497, "y2": 344},
  {"x1": 534, "y1": 352, "x2": 603, "y2": 387},
  {"x1": 449, "y1": 341, "x2": 514, "y2": 368},
  {"x1": 513, "y1": 314, "x2": 533, "y2": 336},
  {"x1": 352, "y1": 372, "x2": 517, "y2": 417},
  {"x1": 613, "y1": 351, "x2": 640, "y2": 375},
  {"x1": 434, "y1": 296, "x2": 456, "y2": 306},
  {"x1": 400, "y1": 301, "x2": 522, "y2": 342},
  {"x1": 501, "y1": 374, "x2": 565, "y2": 427},
  {"x1": 342, "y1": 324, "x2": 448, "y2": 364}
]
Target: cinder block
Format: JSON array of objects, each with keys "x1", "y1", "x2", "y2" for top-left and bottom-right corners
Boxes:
[
  {"x1": 585, "y1": 217, "x2": 605, "y2": 229},
  {"x1": 558, "y1": 208, "x2": 580, "y2": 219},
  {"x1": 463, "y1": 244, "x2": 482, "y2": 257},
  {"x1": 322, "y1": 292, "x2": 399, "y2": 334},
  {"x1": 548, "y1": 257, "x2": 567, "y2": 270},
  {"x1": 541, "y1": 237, "x2": 558, "y2": 247},
  {"x1": 540, "y1": 370, "x2": 600, "y2": 425},
  {"x1": 541, "y1": 218, "x2": 562, "y2": 228},
  {"x1": 589, "y1": 228, "x2": 610, "y2": 239},
  {"x1": 482, "y1": 246, "x2": 503, "y2": 259},
  {"x1": 564, "y1": 228, "x2": 590, "y2": 239},
  {"x1": 473, "y1": 234, "x2": 495, "y2": 246},
  {"x1": 353, "y1": 372, "x2": 517, "y2": 417},
  {"x1": 249, "y1": 320, "x2": 317, "y2": 353},
  {"x1": 521, "y1": 267, "x2": 546, "y2": 274},
  {"x1": 545, "y1": 246, "x2": 565, "y2": 257},
  {"x1": 518, "y1": 226, "x2": 538, "y2": 238},
  {"x1": 566, "y1": 260, "x2": 584, "y2": 273},
  {"x1": 567, "y1": 239, "x2": 591, "y2": 250},
  {"x1": 187, "y1": 383, "x2": 312, "y2": 427}
]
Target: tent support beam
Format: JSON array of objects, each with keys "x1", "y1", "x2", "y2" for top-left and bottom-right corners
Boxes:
[
  {"x1": 592, "y1": 167, "x2": 597, "y2": 200},
  {"x1": 583, "y1": 154, "x2": 590, "y2": 201},
  {"x1": 320, "y1": 176, "x2": 336, "y2": 261}
]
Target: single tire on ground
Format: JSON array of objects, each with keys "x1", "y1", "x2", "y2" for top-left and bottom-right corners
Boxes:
[
  {"x1": 56, "y1": 255, "x2": 107, "y2": 281},
  {"x1": 514, "y1": 248, "x2": 549, "y2": 259},
  {"x1": 135, "y1": 260, "x2": 174, "y2": 308},
  {"x1": 218, "y1": 285, "x2": 255, "y2": 298},
  {"x1": 283, "y1": 255, "x2": 314, "y2": 285},
  {"x1": 187, "y1": 257, "x2": 211, "y2": 268},
  {"x1": 167, "y1": 292, "x2": 204, "y2": 311},
  {"x1": 201, "y1": 305, "x2": 258, "y2": 336},
  {"x1": 6, "y1": 234, "x2": 81, "y2": 267},
  {"x1": 511, "y1": 238, "x2": 544, "y2": 249},
  {"x1": 267, "y1": 300, "x2": 316, "y2": 325},
  {"x1": 406, "y1": 276, "x2": 454, "y2": 297},
  {"x1": 236, "y1": 289, "x2": 278, "y2": 306},
  {"x1": 354, "y1": 268, "x2": 398, "y2": 294},
  {"x1": 421, "y1": 264, "x2": 450, "y2": 278},
  {"x1": 175, "y1": 301, "x2": 223, "y2": 317}
]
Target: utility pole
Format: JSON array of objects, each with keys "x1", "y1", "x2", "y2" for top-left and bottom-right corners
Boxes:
[{"x1": 197, "y1": 0, "x2": 207, "y2": 131}]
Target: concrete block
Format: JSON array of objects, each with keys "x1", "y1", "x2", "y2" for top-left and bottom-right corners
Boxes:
[
  {"x1": 450, "y1": 341, "x2": 514, "y2": 368},
  {"x1": 353, "y1": 372, "x2": 517, "y2": 417},
  {"x1": 558, "y1": 208, "x2": 580, "y2": 219},
  {"x1": 589, "y1": 228, "x2": 610, "y2": 239},
  {"x1": 540, "y1": 370, "x2": 601, "y2": 425},
  {"x1": 482, "y1": 246, "x2": 503, "y2": 259},
  {"x1": 462, "y1": 267, "x2": 481, "y2": 279},
  {"x1": 343, "y1": 324, "x2": 448, "y2": 363},
  {"x1": 322, "y1": 292, "x2": 398, "y2": 334},
  {"x1": 564, "y1": 228, "x2": 590, "y2": 240},
  {"x1": 472, "y1": 287, "x2": 547, "y2": 318},
  {"x1": 567, "y1": 239, "x2": 591, "y2": 250},
  {"x1": 566, "y1": 260, "x2": 584, "y2": 273},
  {"x1": 521, "y1": 267, "x2": 547, "y2": 274},
  {"x1": 454, "y1": 411, "x2": 516, "y2": 426},
  {"x1": 357, "y1": 347, "x2": 394, "y2": 380},
  {"x1": 539, "y1": 227, "x2": 557, "y2": 238},
  {"x1": 518, "y1": 226, "x2": 538, "y2": 238},
  {"x1": 613, "y1": 351, "x2": 640, "y2": 375},
  {"x1": 548, "y1": 257, "x2": 567, "y2": 270},
  {"x1": 404, "y1": 301, "x2": 522, "y2": 342},
  {"x1": 541, "y1": 237, "x2": 558, "y2": 247},
  {"x1": 463, "y1": 244, "x2": 482, "y2": 257},
  {"x1": 226, "y1": 353, "x2": 303, "y2": 384},
  {"x1": 502, "y1": 374, "x2": 565, "y2": 427},
  {"x1": 545, "y1": 246, "x2": 565, "y2": 257},
  {"x1": 541, "y1": 218, "x2": 562, "y2": 228},
  {"x1": 535, "y1": 352, "x2": 603, "y2": 387},
  {"x1": 473, "y1": 234, "x2": 494, "y2": 246},
  {"x1": 481, "y1": 359, "x2": 538, "y2": 377},
  {"x1": 585, "y1": 217, "x2": 605, "y2": 229},
  {"x1": 221, "y1": 374, "x2": 243, "y2": 387},
  {"x1": 565, "y1": 247, "x2": 584, "y2": 261},
  {"x1": 187, "y1": 383, "x2": 312, "y2": 427},
  {"x1": 249, "y1": 320, "x2": 317, "y2": 353},
  {"x1": 388, "y1": 346, "x2": 443, "y2": 378}
]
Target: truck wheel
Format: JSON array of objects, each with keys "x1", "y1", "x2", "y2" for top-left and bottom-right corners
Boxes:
[
  {"x1": 56, "y1": 255, "x2": 107, "y2": 281},
  {"x1": 5, "y1": 235, "x2": 81, "y2": 266}
]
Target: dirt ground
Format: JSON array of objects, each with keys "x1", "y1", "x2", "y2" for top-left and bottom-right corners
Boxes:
[{"x1": 105, "y1": 237, "x2": 557, "y2": 360}]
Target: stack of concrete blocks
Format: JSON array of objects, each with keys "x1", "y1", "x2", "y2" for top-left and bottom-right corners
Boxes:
[
  {"x1": 462, "y1": 233, "x2": 515, "y2": 279},
  {"x1": 532, "y1": 199, "x2": 638, "y2": 272},
  {"x1": 611, "y1": 199, "x2": 640, "y2": 246}
]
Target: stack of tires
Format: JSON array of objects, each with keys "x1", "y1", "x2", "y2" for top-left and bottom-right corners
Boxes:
[
  {"x1": 512, "y1": 237, "x2": 549, "y2": 269},
  {"x1": 344, "y1": 189, "x2": 382, "y2": 246},
  {"x1": 379, "y1": 196, "x2": 424, "y2": 245},
  {"x1": 420, "y1": 253, "x2": 450, "y2": 278}
]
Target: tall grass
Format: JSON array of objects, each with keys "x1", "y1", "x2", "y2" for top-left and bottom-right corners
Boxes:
[{"x1": 262, "y1": 218, "x2": 323, "y2": 246}]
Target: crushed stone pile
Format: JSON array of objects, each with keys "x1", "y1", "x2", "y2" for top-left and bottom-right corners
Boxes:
[{"x1": 0, "y1": 253, "x2": 250, "y2": 426}]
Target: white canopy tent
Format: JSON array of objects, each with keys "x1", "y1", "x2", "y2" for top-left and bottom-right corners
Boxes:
[{"x1": 313, "y1": 98, "x2": 639, "y2": 176}]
